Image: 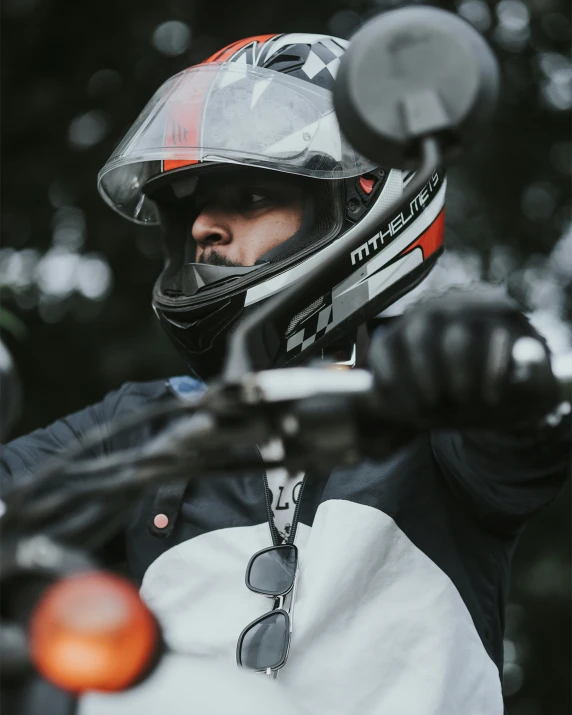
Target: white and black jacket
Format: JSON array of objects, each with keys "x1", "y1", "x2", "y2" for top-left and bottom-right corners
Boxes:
[{"x1": 1, "y1": 376, "x2": 570, "y2": 715}]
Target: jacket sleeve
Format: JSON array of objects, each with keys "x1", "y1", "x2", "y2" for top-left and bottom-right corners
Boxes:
[
  {"x1": 431, "y1": 412, "x2": 571, "y2": 535},
  {"x1": 0, "y1": 380, "x2": 171, "y2": 568},
  {"x1": 0, "y1": 384, "x2": 133, "y2": 494},
  {"x1": 0, "y1": 380, "x2": 174, "y2": 493}
]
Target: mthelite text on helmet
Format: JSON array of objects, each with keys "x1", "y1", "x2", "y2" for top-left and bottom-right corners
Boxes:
[{"x1": 350, "y1": 170, "x2": 440, "y2": 267}]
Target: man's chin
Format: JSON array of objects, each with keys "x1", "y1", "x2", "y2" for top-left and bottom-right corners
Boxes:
[{"x1": 198, "y1": 252, "x2": 244, "y2": 267}]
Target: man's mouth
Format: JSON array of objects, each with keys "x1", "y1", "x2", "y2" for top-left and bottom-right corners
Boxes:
[{"x1": 198, "y1": 251, "x2": 243, "y2": 267}]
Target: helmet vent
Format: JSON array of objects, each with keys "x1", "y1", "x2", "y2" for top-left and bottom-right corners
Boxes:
[{"x1": 286, "y1": 296, "x2": 325, "y2": 336}]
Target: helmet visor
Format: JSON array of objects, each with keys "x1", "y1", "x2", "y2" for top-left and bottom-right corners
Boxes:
[{"x1": 98, "y1": 63, "x2": 377, "y2": 224}]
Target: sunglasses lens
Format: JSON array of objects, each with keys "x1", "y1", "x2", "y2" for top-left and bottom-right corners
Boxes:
[
  {"x1": 239, "y1": 611, "x2": 289, "y2": 671},
  {"x1": 247, "y1": 545, "x2": 297, "y2": 595}
]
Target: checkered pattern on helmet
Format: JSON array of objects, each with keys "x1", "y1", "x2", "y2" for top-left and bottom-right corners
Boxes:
[
  {"x1": 286, "y1": 299, "x2": 334, "y2": 353},
  {"x1": 228, "y1": 35, "x2": 348, "y2": 93},
  {"x1": 283, "y1": 39, "x2": 346, "y2": 90}
]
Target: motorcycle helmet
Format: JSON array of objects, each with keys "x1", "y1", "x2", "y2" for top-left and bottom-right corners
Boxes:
[{"x1": 98, "y1": 33, "x2": 446, "y2": 379}]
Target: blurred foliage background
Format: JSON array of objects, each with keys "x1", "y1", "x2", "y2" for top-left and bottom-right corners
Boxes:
[{"x1": 1, "y1": 0, "x2": 570, "y2": 711}]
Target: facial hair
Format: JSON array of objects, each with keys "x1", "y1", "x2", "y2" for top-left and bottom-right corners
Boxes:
[{"x1": 198, "y1": 251, "x2": 243, "y2": 267}]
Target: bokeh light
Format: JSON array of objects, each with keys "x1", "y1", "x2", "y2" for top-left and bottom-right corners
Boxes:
[
  {"x1": 68, "y1": 110, "x2": 110, "y2": 150},
  {"x1": 152, "y1": 21, "x2": 192, "y2": 56},
  {"x1": 457, "y1": 0, "x2": 492, "y2": 32},
  {"x1": 537, "y1": 52, "x2": 572, "y2": 111},
  {"x1": 87, "y1": 69, "x2": 123, "y2": 99}
]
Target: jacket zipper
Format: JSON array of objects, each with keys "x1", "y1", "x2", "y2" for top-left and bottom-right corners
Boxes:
[
  {"x1": 287, "y1": 474, "x2": 307, "y2": 545},
  {"x1": 255, "y1": 445, "x2": 307, "y2": 546},
  {"x1": 255, "y1": 445, "x2": 281, "y2": 546}
]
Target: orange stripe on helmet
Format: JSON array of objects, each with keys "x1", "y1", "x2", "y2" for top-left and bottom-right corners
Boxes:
[
  {"x1": 202, "y1": 34, "x2": 278, "y2": 65},
  {"x1": 163, "y1": 158, "x2": 198, "y2": 171},
  {"x1": 163, "y1": 69, "x2": 216, "y2": 173},
  {"x1": 400, "y1": 209, "x2": 445, "y2": 260},
  {"x1": 163, "y1": 34, "x2": 278, "y2": 173}
]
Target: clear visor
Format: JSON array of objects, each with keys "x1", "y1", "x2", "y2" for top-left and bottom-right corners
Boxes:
[{"x1": 97, "y1": 63, "x2": 377, "y2": 225}]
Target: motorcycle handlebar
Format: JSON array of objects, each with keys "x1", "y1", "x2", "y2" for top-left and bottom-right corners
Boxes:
[{"x1": 2, "y1": 341, "x2": 570, "y2": 546}]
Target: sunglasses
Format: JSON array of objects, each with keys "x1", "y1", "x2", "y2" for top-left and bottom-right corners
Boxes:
[{"x1": 236, "y1": 544, "x2": 298, "y2": 675}]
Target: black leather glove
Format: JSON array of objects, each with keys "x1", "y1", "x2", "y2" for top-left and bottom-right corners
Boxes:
[{"x1": 368, "y1": 286, "x2": 560, "y2": 430}]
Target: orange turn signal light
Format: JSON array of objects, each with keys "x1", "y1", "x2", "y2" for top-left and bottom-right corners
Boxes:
[{"x1": 29, "y1": 571, "x2": 159, "y2": 693}]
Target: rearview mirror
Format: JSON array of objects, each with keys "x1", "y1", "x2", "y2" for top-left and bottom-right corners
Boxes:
[{"x1": 334, "y1": 6, "x2": 500, "y2": 169}]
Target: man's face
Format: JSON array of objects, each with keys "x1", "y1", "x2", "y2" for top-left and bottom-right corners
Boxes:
[{"x1": 191, "y1": 173, "x2": 304, "y2": 266}]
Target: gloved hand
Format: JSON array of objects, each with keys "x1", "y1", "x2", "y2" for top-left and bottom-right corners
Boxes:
[{"x1": 368, "y1": 286, "x2": 559, "y2": 430}]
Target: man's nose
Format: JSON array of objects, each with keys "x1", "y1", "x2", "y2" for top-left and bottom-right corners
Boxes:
[{"x1": 191, "y1": 207, "x2": 232, "y2": 248}]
